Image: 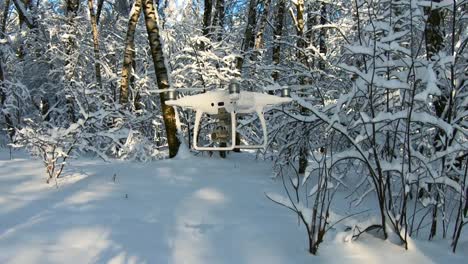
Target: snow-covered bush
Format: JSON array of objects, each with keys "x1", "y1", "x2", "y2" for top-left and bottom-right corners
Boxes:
[
  {"x1": 267, "y1": 144, "x2": 337, "y2": 255},
  {"x1": 14, "y1": 119, "x2": 85, "y2": 185},
  {"x1": 266, "y1": 0, "x2": 467, "y2": 253}
]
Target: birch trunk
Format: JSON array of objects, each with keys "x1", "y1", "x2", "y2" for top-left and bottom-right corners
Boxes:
[
  {"x1": 295, "y1": 0, "x2": 305, "y2": 59},
  {"x1": 254, "y1": 0, "x2": 271, "y2": 49},
  {"x1": 142, "y1": 0, "x2": 180, "y2": 157},
  {"x1": 88, "y1": 0, "x2": 103, "y2": 89},
  {"x1": 295, "y1": 0, "x2": 308, "y2": 174},
  {"x1": 120, "y1": 0, "x2": 143, "y2": 105}
]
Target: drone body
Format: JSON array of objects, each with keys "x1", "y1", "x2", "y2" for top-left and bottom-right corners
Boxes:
[{"x1": 166, "y1": 89, "x2": 292, "y2": 151}]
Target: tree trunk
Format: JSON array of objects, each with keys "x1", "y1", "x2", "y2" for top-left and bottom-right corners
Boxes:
[
  {"x1": 142, "y1": 0, "x2": 180, "y2": 158},
  {"x1": 211, "y1": 0, "x2": 225, "y2": 41},
  {"x1": 88, "y1": 0, "x2": 103, "y2": 89},
  {"x1": 2, "y1": 0, "x2": 17, "y2": 139},
  {"x1": 11, "y1": 0, "x2": 34, "y2": 28},
  {"x1": 120, "y1": 0, "x2": 143, "y2": 105},
  {"x1": 96, "y1": 0, "x2": 105, "y2": 25},
  {"x1": 1, "y1": 0, "x2": 10, "y2": 33},
  {"x1": 236, "y1": 0, "x2": 257, "y2": 71},
  {"x1": 66, "y1": 0, "x2": 80, "y2": 18},
  {"x1": 305, "y1": 2, "x2": 317, "y2": 68},
  {"x1": 272, "y1": 0, "x2": 285, "y2": 81},
  {"x1": 318, "y1": 2, "x2": 327, "y2": 69},
  {"x1": 254, "y1": 0, "x2": 271, "y2": 49},
  {"x1": 0, "y1": 61, "x2": 14, "y2": 139},
  {"x1": 294, "y1": 0, "x2": 308, "y2": 175},
  {"x1": 66, "y1": 0, "x2": 80, "y2": 15},
  {"x1": 295, "y1": 0, "x2": 305, "y2": 62},
  {"x1": 17, "y1": 0, "x2": 31, "y2": 27},
  {"x1": 63, "y1": 0, "x2": 80, "y2": 123},
  {"x1": 203, "y1": 0, "x2": 213, "y2": 37},
  {"x1": 305, "y1": 2, "x2": 315, "y2": 46},
  {"x1": 424, "y1": 1, "x2": 445, "y2": 239},
  {"x1": 425, "y1": 1, "x2": 443, "y2": 60}
]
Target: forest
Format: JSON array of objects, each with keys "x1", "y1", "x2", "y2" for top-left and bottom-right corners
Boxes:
[{"x1": 0, "y1": 0, "x2": 467, "y2": 262}]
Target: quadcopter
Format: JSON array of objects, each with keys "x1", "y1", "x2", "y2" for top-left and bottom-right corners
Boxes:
[{"x1": 166, "y1": 83, "x2": 292, "y2": 151}]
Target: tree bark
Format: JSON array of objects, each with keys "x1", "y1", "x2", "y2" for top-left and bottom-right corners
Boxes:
[
  {"x1": 305, "y1": 1, "x2": 318, "y2": 69},
  {"x1": 295, "y1": 0, "x2": 305, "y2": 59},
  {"x1": 64, "y1": 0, "x2": 80, "y2": 122},
  {"x1": 254, "y1": 0, "x2": 271, "y2": 49},
  {"x1": 318, "y1": 2, "x2": 327, "y2": 69},
  {"x1": 0, "y1": 1, "x2": 14, "y2": 139},
  {"x1": 88, "y1": 0, "x2": 103, "y2": 89},
  {"x1": 120, "y1": 0, "x2": 143, "y2": 105},
  {"x1": 211, "y1": 0, "x2": 225, "y2": 41},
  {"x1": 425, "y1": 1, "x2": 443, "y2": 60},
  {"x1": 1, "y1": 0, "x2": 10, "y2": 33},
  {"x1": 294, "y1": 0, "x2": 308, "y2": 175},
  {"x1": 203, "y1": 0, "x2": 213, "y2": 37},
  {"x1": 236, "y1": 0, "x2": 257, "y2": 71},
  {"x1": 0, "y1": 59, "x2": 4, "y2": 105},
  {"x1": 12, "y1": 0, "x2": 34, "y2": 29},
  {"x1": 0, "y1": 54, "x2": 13, "y2": 139},
  {"x1": 305, "y1": 1, "x2": 315, "y2": 45},
  {"x1": 142, "y1": 0, "x2": 180, "y2": 157},
  {"x1": 424, "y1": 0, "x2": 445, "y2": 240},
  {"x1": 96, "y1": 0, "x2": 105, "y2": 25},
  {"x1": 272, "y1": 0, "x2": 285, "y2": 81}
]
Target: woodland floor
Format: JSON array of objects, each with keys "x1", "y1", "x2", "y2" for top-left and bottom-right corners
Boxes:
[{"x1": 0, "y1": 149, "x2": 466, "y2": 264}]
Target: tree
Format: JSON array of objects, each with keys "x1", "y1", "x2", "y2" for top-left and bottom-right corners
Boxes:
[
  {"x1": 211, "y1": 0, "x2": 225, "y2": 41},
  {"x1": 142, "y1": 0, "x2": 180, "y2": 157},
  {"x1": 236, "y1": 0, "x2": 257, "y2": 71},
  {"x1": 87, "y1": 0, "x2": 103, "y2": 89},
  {"x1": 203, "y1": 0, "x2": 213, "y2": 37},
  {"x1": 0, "y1": 0, "x2": 14, "y2": 140},
  {"x1": 12, "y1": 0, "x2": 34, "y2": 28},
  {"x1": 254, "y1": 0, "x2": 271, "y2": 49},
  {"x1": 272, "y1": 0, "x2": 285, "y2": 82},
  {"x1": 120, "y1": 0, "x2": 143, "y2": 106}
]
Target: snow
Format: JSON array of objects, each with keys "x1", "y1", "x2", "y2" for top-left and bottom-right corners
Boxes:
[
  {"x1": 415, "y1": 64, "x2": 442, "y2": 102},
  {"x1": 0, "y1": 150, "x2": 467, "y2": 264}
]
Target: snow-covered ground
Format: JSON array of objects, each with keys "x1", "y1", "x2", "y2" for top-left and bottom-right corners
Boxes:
[{"x1": 0, "y1": 150, "x2": 466, "y2": 264}]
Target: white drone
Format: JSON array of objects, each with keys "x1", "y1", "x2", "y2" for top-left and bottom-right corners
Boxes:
[{"x1": 166, "y1": 83, "x2": 292, "y2": 151}]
